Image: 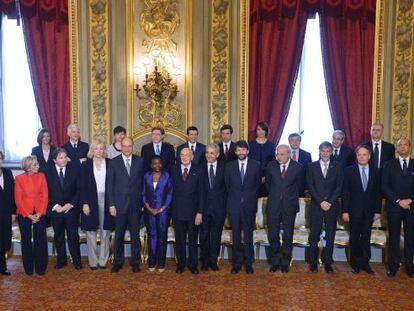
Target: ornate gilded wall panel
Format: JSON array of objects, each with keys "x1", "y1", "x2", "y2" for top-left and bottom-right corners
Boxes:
[
  {"x1": 88, "y1": 0, "x2": 111, "y2": 143},
  {"x1": 210, "y1": 0, "x2": 230, "y2": 142},
  {"x1": 239, "y1": 0, "x2": 249, "y2": 140},
  {"x1": 69, "y1": 0, "x2": 79, "y2": 125},
  {"x1": 391, "y1": 0, "x2": 413, "y2": 142}
]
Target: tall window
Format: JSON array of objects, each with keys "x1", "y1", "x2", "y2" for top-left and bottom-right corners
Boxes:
[
  {"x1": 1, "y1": 15, "x2": 41, "y2": 162},
  {"x1": 279, "y1": 14, "x2": 334, "y2": 160}
]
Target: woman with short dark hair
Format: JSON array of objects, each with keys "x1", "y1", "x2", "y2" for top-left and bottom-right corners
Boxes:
[{"x1": 31, "y1": 128, "x2": 56, "y2": 172}]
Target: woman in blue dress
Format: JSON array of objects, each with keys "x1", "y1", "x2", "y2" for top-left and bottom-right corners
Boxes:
[{"x1": 142, "y1": 155, "x2": 173, "y2": 272}]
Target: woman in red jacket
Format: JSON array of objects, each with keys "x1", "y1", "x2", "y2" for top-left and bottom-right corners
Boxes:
[{"x1": 15, "y1": 156, "x2": 48, "y2": 275}]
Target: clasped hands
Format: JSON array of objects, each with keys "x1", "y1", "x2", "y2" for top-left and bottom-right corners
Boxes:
[
  {"x1": 55, "y1": 203, "x2": 73, "y2": 214},
  {"x1": 320, "y1": 201, "x2": 331, "y2": 211},
  {"x1": 399, "y1": 199, "x2": 412, "y2": 210},
  {"x1": 27, "y1": 213, "x2": 42, "y2": 223}
]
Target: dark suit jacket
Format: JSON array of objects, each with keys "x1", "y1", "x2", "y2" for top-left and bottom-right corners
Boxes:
[
  {"x1": 342, "y1": 164, "x2": 381, "y2": 218},
  {"x1": 307, "y1": 160, "x2": 343, "y2": 213},
  {"x1": 225, "y1": 159, "x2": 261, "y2": 219},
  {"x1": 297, "y1": 148, "x2": 312, "y2": 168},
  {"x1": 171, "y1": 164, "x2": 203, "y2": 221},
  {"x1": 200, "y1": 163, "x2": 227, "y2": 219},
  {"x1": 176, "y1": 142, "x2": 206, "y2": 166},
  {"x1": 218, "y1": 141, "x2": 237, "y2": 163},
  {"x1": 45, "y1": 165, "x2": 80, "y2": 214},
  {"x1": 331, "y1": 144, "x2": 355, "y2": 168},
  {"x1": 141, "y1": 142, "x2": 175, "y2": 173},
  {"x1": 107, "y1": 154, "x2": 144, "y2": 214},
  {"x1": 31, "y1": 145, "x2": 56, "y2": 172},
  {"x1": 265, "y1": 160, "x2": 305, "y2": 216},
  {"x1": 79, "y1": 159, "x2": 114, "y2": 231},
  {"x1": 365, "y1": 140, "x2": 395, "y2": 169},
  {"x1": 61, "y1": 140, "x2": 90, "y2": 167},
  {"x1": 382, "y1": 158, "x2": 414, "y2": 213},
  {"x1": 0, "y1": 168, "x2": 16, "y2": 252}
]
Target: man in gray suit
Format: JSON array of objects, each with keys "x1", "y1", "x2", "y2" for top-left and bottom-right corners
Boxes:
[{"x1": 107, "y1": 137, "x2": 144, "y2": 273}]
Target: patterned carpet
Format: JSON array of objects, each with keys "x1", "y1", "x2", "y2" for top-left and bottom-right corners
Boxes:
[{"x1": 0, "y1": 258, "x2": 413, "y2": 311}]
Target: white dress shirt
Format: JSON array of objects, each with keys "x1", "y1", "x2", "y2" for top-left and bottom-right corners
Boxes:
[
  {"x1": 153, "y1": 142, "x2": 162, "y2": 153},
  {"x1": 358, "y1": 164, "x2": 369, "y2": 183},
  {"x1": 122, "y1": 154, "x2": 132, "y2": 167},
  {"x1": 319, "y1": 160, "x2": 330, "y2": 176},
  {"x1": 207, "y1": 161, "x2": 217, "y2": 175},
  {"x1": 0, "y1": 170, "x2": 4, "y2": 189},
  {"x1": 181, "y1": 164, "x2": 191, "y2": 174},
  {"x1": 291, "y1": 149, "x2": 300, "y2": 160},
  {"x1": 70, "y1": 139, "x2": 79, "y2": 148},
  {"x1": 280, "y1": 159, "x2": 290, "y2": 173},
  {"x1": 238, "y1": 158, "x2": 248, "y2": 172},
  {"x1": 56, "y1": 165, "x2": 66, "y2": 176},
  {"x1": 188, "y1": 142, "x2": 197, "y2": 152},
  {"x1": 399, "y1": 156, "x2": 410, "y2": 170},
  {"x1": 93, "y1": 162, "x2": 106, "y2": 193}
]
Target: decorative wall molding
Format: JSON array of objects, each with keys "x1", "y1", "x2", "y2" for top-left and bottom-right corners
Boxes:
[
  {"x1": 391, "y1": 0, "x2": 413, "y2": 142},
  {"x1": 239, "y1": 0, "x2": 249, "y2": 140},
  {"x1": 210, "y1": 0, "x2": 230, "y2": 142},
  {"x1": 88, "y1": 0, "x2": 111, "y2": 143},
  {"x1": 69, "y1": 0, "x2": 79, "y2": 125}
]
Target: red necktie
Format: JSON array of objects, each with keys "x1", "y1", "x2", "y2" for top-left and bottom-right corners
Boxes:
[
  {"x1": 182, "y1": 168, "x2": 188, "y2": 182},
  {"x1": 224, "y1": 144, "x2": 229, "y2": 160},
  {"x1": 281, "y1": 165, "x2": 286, "y2": 178},
  {"x1": 292, "y1": 150, "x2": 297, "y2": 161}
]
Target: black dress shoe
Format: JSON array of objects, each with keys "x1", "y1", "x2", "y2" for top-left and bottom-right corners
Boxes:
[
  {"x1": 269, "y1": 265, "x2": 280, "y2": 272},
  {"x1": 245, "y1": 265, "x2": 254, "y2": 274},
  {"x1": 90, "y1": 266, "x2": 98, "y2": 271},
  {"x1": 406, "y1": 269, "x2": 414, "y2": 278},
  {"x1": 99, "y1": 265, "x2": 107, "y2": 270},
  {"x1": 111, "y1": 265, "x2": 121, "y2": 273},
  {"x1": 309, "y1": 263, "x2": 318, "y2": 273},
  {"x1": 387, "y1": 269, "x2": 397, "y2": 277},
  {"x1": 361, "y1": 264, "x2": 374, "y2": 274},
  {"x1": 74, "y1": 264, "x2": 83, "y2": 270},
  {"x1": 201, "y1": 264, "x2": 209, "y2": 271},
  {"x1": 0, "y1": 270, "x2": 11, "y2": 276},
  {"x1": 324, "y1": 264, "x2": 334, "y2": 273},
  {"x1": 209, "y1": 263, "x2": 219, "y2": 271},
  {"x1": 189, "y1": 267, "x2": 199, "y2": 274},
  {"x1": 132, "y1": 265, "x2": 141, "y2": 273},
  {"x1": 351, "y1": 267, "x2": 360, "y2": 274},
  {"x1": 25, "y1": 271, "x2": 33, "y2": 276},
  {"x1": 231, "y1": 266, "x2": 241, "y2": 274},
  {"x1": 37, "y1": 271, "x2": 46, "y2": 276},
  {"x1": 281, "y1": 265, "x2": 289, "y2": 273},
  {"x1": 54, "y1": 263, "x2": 67, "y2": 270},
  {"x1": 176, "y1": 267, "x2": 184, "y2": 274}
]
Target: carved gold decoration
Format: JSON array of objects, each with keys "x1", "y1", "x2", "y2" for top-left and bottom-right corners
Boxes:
[
  {"x1": 210, "y1": 0, "x2": 230, "y2": 142},
  {"x1": 69, "y1": 0, "x2": 79, "y2": 124},
  {"x1": 372, "y1": 0, "x2": 385, "y2": 123},
  {"x1": 391, "y1": 0, "x2": 413, "y2": 143},
  {"x1": 239, "y1": 0, "x2": 249, "y2": 140},
  {"x1": 89, "y1": 0, "x2": 110, "y2": 143}
]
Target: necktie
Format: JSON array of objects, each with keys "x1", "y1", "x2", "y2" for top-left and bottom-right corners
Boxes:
[
  {"x1": 191, "y1": 145, "x2": 195, "y2": 153},
  {"x1": 224, "y1": 144, "x2": 229, "y2": 160},
  {"x1": 74, "y1": 143, "x2": 77, "y2": 149},
  {"x1": 361, "y1": 166, "x2": 368, "y2": 191},
  {"x1": 209, "y1": 164, "x2": 215, "y2": 189},
  {"x1": 155, "y1": 144, "x2": 161, "y2": 156},
  {"x1": 59, "y1": 168, "x2": 64, "y2": 188},
  {"x1": 240, "y1": 162, "x2": 245, "y2": 184},
  {"x1": 403, "y1": 159, "x2": 408, "y2": 176},
  {"x1": 323, "y1": 163, "x2": 328, "y2": 178},
  {"x1": 281, "y1": 164, "x2": 286, "y2": 178},
  {"x1": 182, "y1": 167, "x2": 189, "y2": 182},
  {"x1": 125, "y1": 158, "x2": 131, "y2": 175},
  {"x1": 334, "y1": 149, "x2": 338, "y2": 159},
  {"x1": 374, "y1": 143, "x2": 379, "y2": 168},
  {"x1": 292, "y1": 150, "x2": 297, "y2": 161}
]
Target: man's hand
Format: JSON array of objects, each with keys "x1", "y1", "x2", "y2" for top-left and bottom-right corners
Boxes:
[
  {"x1": 399, "y1": 199, "x2": 412, "y2": 209},
  {"x1": 83, "y1": 204, "x2": 90, "y2": 216},
  {"x1": 373, "y1": 213, "x2": 381, "y2": 221},
  {"x1": 195, "y1": 213, "x2": 202, "y2": 226},
  {"x1": 320, "y1": 201, "x2": 331, "y2": 211},
  {"x1": 11, "y1": 214, "x2": 16, "y2": 223},
  {"x1": 109, "y1": 206, "x2": 116, "y2": 217},
  {"x1": 342, "y1": 213, "x2": 350, "y2": 223},
  {"x1": 62, "y1": 203, "x2": 73, "y2": 214}
]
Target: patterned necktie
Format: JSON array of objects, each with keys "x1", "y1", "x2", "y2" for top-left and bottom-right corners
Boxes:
[
  {"x1": 182, "y1": 167, "x2": 189, "y2": 182},
  {"x1": 209, "y1": 164, "x2": 215, "y2": 189},
  {"x1": 292, "y1": 150, "x2": 297, "y2": 161},
  {"x1": 240, "y1": 162, "x2": 245, "y2": 184},
  {"x1": 323, "y1": 163, "x2": 328, "y2": 178},
  {"x1": 59, "y1": 168, "x2": 64, "y2": 188},
  {"x1": 155, "y1": 144, "x2": 161, "y2": 156},
  {"x1": 125, "y1": 158, "x2": 131, "y2": 176},
  {"x1": 281, "y1": 164, "x2": 286, "y2": 178},
  {"x1": 361, "y1": 166, "x2": 368, "y2": 191},
  {"x1": 403, "y1": 159, "x2": 408, "y2": 176},
  {"x1": 224, "y1": 144, "x2": 229, "y2": 160},
  {"x1": 374, "y1": 143, "x2": 379, "y2": 168}
]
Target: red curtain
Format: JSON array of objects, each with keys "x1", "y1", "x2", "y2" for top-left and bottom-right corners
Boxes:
[
  {"x1": 248, "y1": 0, "x2": 309, "y2": 143},
  {"x1": 248, "y1": 0, "x2": 376, "y2": 146},
  {"x1": 0, "y1": 0, "x2": 70, "y2": 146}
]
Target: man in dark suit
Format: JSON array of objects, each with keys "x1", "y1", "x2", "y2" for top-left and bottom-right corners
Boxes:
[
  {"x1": 225, "y1": 140, "x2": 261, "y2": 274},
  {"x1": 266, "y1": 145, "x2": 304, "y2": 273},
  {"x1": 365, "y1": 123, "x2": 395, "y2": 170},
  {"x1": 307, "y1": 141, "x2": 343, "y2": 273},
  {"x1": 199, "y1": 144, "x2": 227, "y2": 271},
  {"x1": 218, "y1": 124, "x2": 236, "y2": 164},
  {"x1": 45, "y1": 148, "x2": 82, "y2": 270},
  {"x1": 176, "y1": 126, "x2": 206, "y2": 166},
  {"x1": 141, "y1": 127, "x2": 175, "y2": 173},
  {"x1": 382, "y1": 137, "x2": 414, "y2": 277},
  {"x1": 171, "y1": 147, "x2": 203, "y2": 274},
  {"x1": 61, "y1": 124, "x2": 89, "y2": 167},
  {"x1": 331, "y1": 130, "x2": 355, "y2": 168},
  {"x1": 107, "y1": 137, "x2": 144, "y2": 273},
  {"x1": 0, "y1": 151, "x2": 16, "y2": 275},
  {"x1": 342, "y1": 145, "x2": 381, "y2": 274},
  {"x1": 288, "y1": 133, "x2": 312, "y2": 167}
]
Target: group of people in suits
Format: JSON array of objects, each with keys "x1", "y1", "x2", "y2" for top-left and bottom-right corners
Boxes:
[{"x1": 0, "y1": 121, "x2": 413, "y2": 279}]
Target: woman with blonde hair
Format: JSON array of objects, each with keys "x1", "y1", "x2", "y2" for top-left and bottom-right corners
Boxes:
[
  {"x1": 15, "y1": 155, "x2": 48, "y2": 275},
  {"x1": 80, "y1": 139, "x2": 114, "y2": 269}
]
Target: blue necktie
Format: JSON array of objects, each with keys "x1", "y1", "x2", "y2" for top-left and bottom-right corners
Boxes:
[
  {"x1": 59, "y1": 168, "x2": 64, "y2": 188},
  {"x1": 155, "y1": 144, "x2": 160, "y2": 156},
  {"x1": 240, "y1": 162, "x2": 245, "y2": 184},
  {"x1": 361, "y1": 166, "x2": 368, "y2": 192}
]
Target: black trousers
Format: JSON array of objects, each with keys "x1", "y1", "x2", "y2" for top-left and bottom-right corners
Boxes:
[
  {"x1": 114, "y1": 207, "x2": 141, "y2": 267},
  {"x1": 175, "y1": 219, "x2": 198, "y2": 269},
  {"x1": 0, "y1": 249, "x2": 6, "y2": 273},
  {"x1": 309, "y1": 206, "x2": 338, "y2": 265},
  {"x1": 388, "y1": 210, "x2": 414, "y2": 271},
  {"x1": 18, "y1": 215, "x2": 48, "y2": 274},
  {"x1": 268, "y1": 210, "x2": 296, "y2": 267},
  {"x1": 199, "y1": 212, "x2": 225, "y2": 266},
  {"x1": 51, "y1": 210, "x2": 81, "y2": 266},
  {"x1": 230, "y1": 208, "x2": 255, "y2": 267},
  {"x1": 349, "y1": 214, "x2": 373, "y2": 268}
]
